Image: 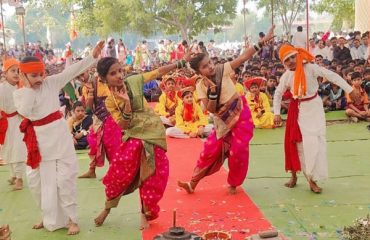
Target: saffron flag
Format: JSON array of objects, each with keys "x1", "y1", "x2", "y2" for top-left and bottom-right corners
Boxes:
[{"x1": 69, "y1": 12, "x2": 77, "y2": 41}]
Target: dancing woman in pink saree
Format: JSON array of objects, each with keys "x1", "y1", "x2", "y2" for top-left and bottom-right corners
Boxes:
[
  {"x1": 93, "y1": 57, "x2": 188, "y2": 229},
  {"x1": 178, "y1": 26, "x2": 275, "y2": 195}
]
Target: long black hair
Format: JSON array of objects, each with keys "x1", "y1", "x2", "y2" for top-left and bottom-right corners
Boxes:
[{"x1": 21, "y1": 56, "x2": 41, "y2": 64}]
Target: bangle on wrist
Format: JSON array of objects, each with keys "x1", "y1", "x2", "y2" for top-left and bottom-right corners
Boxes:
[
  {"x1": 208, "y1": 94, "x2": 218, "y2": 100},
  {"x1": 122, "y1": 115, "x2": 131, "y2": 121},
  {"x1": 122, "y1": 111, "x2": 131, "y2": 120},
  {"x1": 176, "y1": 60, "x2": 187, "y2": 69}
]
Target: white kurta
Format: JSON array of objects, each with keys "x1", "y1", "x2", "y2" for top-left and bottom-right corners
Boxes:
[
  {"x1": 0, "y1": 81, "x2": 27, "y2": 178},
  {"x1": 273, "y1": 63, "x2": 353, "y2": 181},
  {"x1": 0, "y1": 81, "x2": 27, "y2": 164},
  {"x1": 13, "y1": 55, "x2": 97, "y2": 231},
  {"x1": 13, "y1": 55, "x2": 97, "y2": 162}
]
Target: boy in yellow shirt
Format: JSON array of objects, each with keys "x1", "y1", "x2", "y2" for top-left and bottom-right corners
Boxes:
[
  {"x1": 245, "y1": 77, "x2": 277, "y2": 129},
  {"x1": 166, "y1": 87, "x2": 213, "y2": 138},
  {"x1": 155, "y1": 75, "x2": 181, "y2": 126}
]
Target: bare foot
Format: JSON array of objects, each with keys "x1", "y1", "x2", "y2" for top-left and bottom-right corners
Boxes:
[
  {"x1": 177, "y1": 181, "x2": 194, "y2": 194},
  {"x1": 0, "y1": 159, "x2": 6, "y2": 166},
  {"x1": 78, "y1": 169, "x2": 96, "y2": 179},
  {"x1": 32, "y1": 222, "x2": 44, "y2": 230},
  {"x1": 13, "y1": 178, "x2": 23, "y2": 191},
  {"x1": 7, "y1": 177, "x2": 16, "y2": 185},
  {"x1": 94, "y1": 209, "x2": 110, "y2": 227},
  {"x1": 140, "y1": 213, "x2": 149, "y2": 230},
  {"x1": 228, "y1": 186, "x2": 237, "y2": 195},
  {"x1": 284, "y1": 176, "x2": 297, "y2": 188},
  {"x1": 309, "y1": 181, "x2": 322, "y2": 194},
  {"x1": 0, "y1": 224, "x2": 11, "y2": 240},
  {"x1": 67, "y1": 222, "x2": 80, "y2": 235}
]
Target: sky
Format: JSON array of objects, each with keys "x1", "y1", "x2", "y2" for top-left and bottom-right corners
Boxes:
[{"x1": 238, "y1": 0, "x2": 262, "y2": 16}]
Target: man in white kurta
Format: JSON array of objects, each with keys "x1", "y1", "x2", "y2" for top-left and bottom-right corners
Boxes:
[
  {"x1": 13, "y1": 45, "x2": 101, "y2": 234},
  {"x1": 273, "y1": 44, "x2": 355, "y2": 193},
  {"x1": 0, "y1": 61, "x2": 27, "y2": 190}
]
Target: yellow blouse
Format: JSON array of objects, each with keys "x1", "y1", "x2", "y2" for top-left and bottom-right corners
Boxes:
[{"x1": 106, "y1": 70, "x2": 159, "y2": 124}]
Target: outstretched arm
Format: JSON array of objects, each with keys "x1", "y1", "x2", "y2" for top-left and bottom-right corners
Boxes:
[
  {"x1": 230, "y1": 25, "x2": 275, "y2": 70},
  {"x1": 142, "y1": 50, "x2": 191, "y2": 83},
  {"x1": 47, "y1": 41, "x2": 105, "y2": 91}
]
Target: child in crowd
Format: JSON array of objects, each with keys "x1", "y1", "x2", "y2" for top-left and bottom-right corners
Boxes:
[
  {"x1": 266, "y1": 75, "x2": 277, "y2": 106},
  {"x1": 144, "y1": 79, "x2": 161, "y2": 102},
  {"x1": 362, "y1": 68, "x2": 370, "y2": 99},
  {"x1": 245, "y1": 77, "x2": 276, "y2": 129},
  {"x1": 155, "y1": 76, "x2": 181, "y2": 126},
  {"x1": 345, "y1": 72, "x2": 370, "y2": 122},
  {"x1": 68, "y1": 101, "x2": 93, "y2": 150},
  {"x1": 0, "y1": 58, "x2": 27, "y2": 190},
  {"x1": 166, "y1": 87, "x2": 213, "y2": 138},
  {"x1": 230, "y1": 69, "x2": 245, "y2": 96},
  {"x1": 323, "y1": 83, "x2": 346, "y2": 111}
]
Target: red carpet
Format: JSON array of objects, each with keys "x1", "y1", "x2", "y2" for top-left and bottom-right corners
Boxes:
[{"x1": 142, "y1": 137, "x2": 273, "y2": 239}]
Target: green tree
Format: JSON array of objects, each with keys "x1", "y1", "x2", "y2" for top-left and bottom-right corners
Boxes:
[
  {"x1": 252, "y1": 0, "x2": 305, "y2": 35},
  {"x1": 311, "y1": 0, "x2": 355, "y2": 31},
  {"x1": 5, "y1": 1, "x2": 70, "y2": 47},
  {"x1": 37, "y1": 0, "x2": 238, "y2": 41}
]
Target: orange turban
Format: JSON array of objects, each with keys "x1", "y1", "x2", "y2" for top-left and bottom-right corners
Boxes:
[
  {"x1": 279, "y1": 44, "x2": 315, "y2": 98},
  {"x1": 180, "y1": 86, "x2": 195, "y2": 98},
  {"x1": 19, "y1": 61, "x2": 45, "y2": 74},
  {"x1": 2, "y1": 58, "x2": 19, "y2": 72}
]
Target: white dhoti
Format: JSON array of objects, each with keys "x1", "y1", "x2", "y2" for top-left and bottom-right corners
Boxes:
[
  {"x1": 166, "y1": 124, "x2": 213, "y2": 138},
  {"x1": 0, "y1": 144, "x2": 3, "y2": 160},
  {"x1": 26, "y1": 156, "x2": 79, "y2": 231},
  {"x1": 2, "y1": 115, "x2": 27, "y2": 178},
  {"x1": 9, "y1": 162, "x2": 26, "y2": 179},
  {"x1": 297, "y1": 96, "x2": 328, "y2": 181}
]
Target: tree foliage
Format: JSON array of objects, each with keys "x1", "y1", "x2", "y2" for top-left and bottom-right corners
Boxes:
[
  {"x1": 31, "y1": 0, "x2": 238, "y2": 40},
  {"x1": 252, "y1": 0, "x2": 305, "y2": 35},
  {"x1": 312, "y1": 0, "x2": 355, "y2": 31}
]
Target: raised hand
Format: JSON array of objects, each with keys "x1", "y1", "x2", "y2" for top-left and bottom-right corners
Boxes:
[
  {"x1": 261, "y1": 25, "x2": 276, "y2": 44},
  {"x1": 204, "y1": 76, "x2": 216, "y2": 89},
  {"x1": 110, "y1": 86, "x2": 130, "y2": 102},
  {"x1": 19, "y1": 73, "x2": 31, "y2": 88},
  {"x1": 93, "y1": 40, "x2": 105, "y2": 59},
  {"x1": 274, "y1": 114, "x2": 282, "y2": 127}
]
